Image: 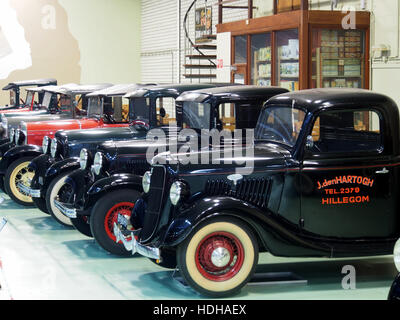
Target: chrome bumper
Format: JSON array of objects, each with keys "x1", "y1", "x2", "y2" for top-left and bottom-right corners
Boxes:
[
  {"x1": 53, "y1": 199, "x2": 77, "y2": 218},
  {"x1": 17, "y1": 182, "x2": 41, "y2": 198},
  {"x1": 113, "y1": 222, "x2": 160, "y2": 260}
]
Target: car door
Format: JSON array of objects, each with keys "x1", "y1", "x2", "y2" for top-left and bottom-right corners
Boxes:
[{"x1": 300, "y1": 107, "x2": 399, "y2": 239}]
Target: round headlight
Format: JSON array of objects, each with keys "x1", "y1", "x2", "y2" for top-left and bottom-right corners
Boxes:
[
  {"x1": 50, "y1": 138, "x2": 59, "y2": 158},
  {"x1": 93, "y1": 152, "x2": 104, "y2": 176},
  {"x1": 395, "y1": 239, "x2": 400, "y2": 272},
  {"x1": 170, "y1": 181, "x2": 185, "y2": 206},
  {"x1": 80, "y1": 149, "x2": 89, "y2": 170},
  {"x1": 42, "y1": 136, "x2": 50, "y2": 154},
  {"x1": 9, "y1": 128, "x2": 15, "y2": 143},
  {"x1": 142, "y1": 171, "x2": 152, "y2": 193}
]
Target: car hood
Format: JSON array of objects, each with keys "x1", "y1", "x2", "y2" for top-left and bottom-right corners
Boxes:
[
  {"x1": 2, "y1": 109, "x2": 49, "y2": 117},
  {"x1": 152, "y1": 141, "x2": 290, "y2": 175},
  {"x1": 6, "y1": 113, "x2": 68, "y2": 129},
  {"x1": 57, "y1": 126, "x2": 144, "y2": 158}
]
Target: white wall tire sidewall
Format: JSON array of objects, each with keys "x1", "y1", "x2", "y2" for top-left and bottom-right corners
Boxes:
[
  {"x1": 185, "y1": 221, "x2": 256, "y2": 294},
  {"x1": 49, "y1": 175, "x2": 73, "y2": 226}
]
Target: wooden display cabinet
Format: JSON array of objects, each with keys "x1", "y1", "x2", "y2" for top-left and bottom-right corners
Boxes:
[{"x1": 217, "y1": 1, "x2": 370, "y2": 90}]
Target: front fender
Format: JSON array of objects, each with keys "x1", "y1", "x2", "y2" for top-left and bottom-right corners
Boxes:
[
  {"x1": 0, "y1": 144, "x2": 42, "y2": 175},
  {"x1": 45, "y1": 157, "x2": 80, "y2": 180},
  {"x1": 0, "y1": 142, "x2": 15, "y2": 159},
  {"x1": 160, "y1": 196, "x2": 330, "y2": 257},
  {"x1": 86, "y1": 173, "x2": 142, "y2": 208},
  {"x1": 0, "y1": 138, "x2": 10, "y2": 145}
]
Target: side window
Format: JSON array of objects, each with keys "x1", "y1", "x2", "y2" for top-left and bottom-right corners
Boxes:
[
  {"x1": 217, "y1": 102, "x2": 265, "y2": 131},
  {"x1": 121, "y1": 97, "x2": 130, "y2": 122},
  {"x1": 156, "y1": 97, "x2": 176, "y2": 125},
  {"x1": 309, "y1": 109, "x2": 382, "y2": 154},
  {"x1": 218, "y1": 103, "x2": 236, "y2": 131}
]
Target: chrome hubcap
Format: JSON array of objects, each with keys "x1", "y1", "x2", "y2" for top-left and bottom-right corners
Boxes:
[{"x1": 211, "y1": 247, "x2": 231, "y2": 268}]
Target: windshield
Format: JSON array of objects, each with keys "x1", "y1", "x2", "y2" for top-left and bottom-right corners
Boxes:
[
  {"x1": 182, "y1": 101, "x2": 211, "y2": 130},
  {"x1": 10, "y1": 90, "x2": 16, "y2": 106},
  {"x1": 24, "y1": 91, "x2": 34, "y2": 107},
  {"x1": 87, "y1": 97, "x2": 103, "y2": 118},
  {"x1": 130, "y1": 97, "x2": 150, "y2": 123},
  {"x1": 255, "y1": 105, "x2": 306, "y2": 147},
  {"x1": 42, "y1": 92, "x2": 52, "y2": 108},
  {"x1": 59, "y1": 95, "x2": 73, "y2": 115}
]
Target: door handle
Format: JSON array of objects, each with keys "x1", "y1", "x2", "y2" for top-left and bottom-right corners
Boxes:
[{"x1": 375, "y1": 167, "x2": 389, "y2": 174}]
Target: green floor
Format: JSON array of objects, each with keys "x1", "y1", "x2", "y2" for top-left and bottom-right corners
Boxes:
[{"x1": 0, "y1": 192, "x2": 397, "y2": 300}]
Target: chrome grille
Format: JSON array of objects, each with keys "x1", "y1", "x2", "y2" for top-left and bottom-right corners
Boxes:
[
  {"x1": 140, "y1": 166, "x2": 167, "y2": 242},
  {"x1": 205, "y1": 177, "x2": 272, "y2": 208}
]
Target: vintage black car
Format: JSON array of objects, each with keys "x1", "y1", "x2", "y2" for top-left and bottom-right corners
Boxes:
[
  {"x1": 113, "y1": 88, "x2": 400, "y2": 297},
  {"x1": 23, "y1": 83, "x2": 148, "y2": 215},
  {"x1": 35, "y1": 83, "x2": 227, "y2": 227},
  {"x1": 1, "y1": 78, "x2": 57, "y2": 111},
  {"x1": 0, "y1": 83, "x2": 112, "y2": 206},
  {"x1": 55, "y1": 85, "x2": 289, "y2": 256},
  {"x1": 388, "y1": 239, "x2": 400, "y2": 300}
]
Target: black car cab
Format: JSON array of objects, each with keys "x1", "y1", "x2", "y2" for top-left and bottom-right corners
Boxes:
[
  {"x1": 55, "y1": 85, "x2": 288, "y2": 256},
  {"x1": 113, "y1": 88, "x2": 400, "y2": 297},
  {"x1": 1, "y1": 78, "x2": 57, "y2": 111},
  {"x1": 40, "y1": 83, "x2": 229, "y2": 227}
]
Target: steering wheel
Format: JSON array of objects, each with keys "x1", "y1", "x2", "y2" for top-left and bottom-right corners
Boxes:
[
  {"x1": 103, "y1": 114, "x2": 116, "y2": 124},
  {"x1": 263, "y1": 127, "x2": 291, "y2": 144}
]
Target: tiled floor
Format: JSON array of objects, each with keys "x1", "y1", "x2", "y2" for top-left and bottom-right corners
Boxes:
[{"x1": 0, "y1": 192, "x2": 397, "y2": 300}]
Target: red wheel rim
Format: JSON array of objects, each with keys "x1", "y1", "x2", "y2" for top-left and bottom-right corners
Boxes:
[
  {"x1": 195, "y1": 231, "x2": 245, "y2": 282},
  {"x1": 104, "y1": 202, "x2": 134, "y2": 242}
]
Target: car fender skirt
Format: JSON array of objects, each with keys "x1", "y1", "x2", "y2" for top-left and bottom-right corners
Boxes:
[
  {"x1": 0, "y1": 144, "x2": 42, "y2": 175},
  {"x1": 160, "y1": 196, "x2": 331, "y2": 257}
]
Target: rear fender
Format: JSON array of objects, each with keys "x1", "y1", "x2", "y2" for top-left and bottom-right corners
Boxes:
[{"x1": 86, "y1": 173, "x2": 142, "y2": 209}]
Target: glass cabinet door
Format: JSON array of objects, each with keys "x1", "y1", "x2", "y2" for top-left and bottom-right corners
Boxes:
[
  {"x1": 311, "y1": 28, "x2": 365, "y2": 89},
  {"x1": 251, "y1": 33, "x2": 272, "y2": 86},
  {"x1": 275, "y1": 29, "x2": 299, "y2": 91}
]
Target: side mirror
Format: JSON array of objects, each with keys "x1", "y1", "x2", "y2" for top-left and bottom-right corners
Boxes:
[{"x1": 305, "y1": 135, "x2": 314, "y2": 149}]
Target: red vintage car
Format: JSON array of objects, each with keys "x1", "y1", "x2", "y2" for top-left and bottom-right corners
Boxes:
[
  {"x1": 0, "y1": 83, "x2": 142, "y2": 206},
  {"x1": 1, "y1": 78, "x2": 58, "y2": 113}
]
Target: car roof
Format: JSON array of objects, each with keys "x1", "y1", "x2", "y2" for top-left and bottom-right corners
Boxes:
[
  {"x1": 57, "y1": 83, "x2": 114, "y2": 96},
  {"x1": 2, "y1": 78, "x2": 57, "y2": 90},
  {"x1": 124, "y1": 83, "x2": 233, "y2": 99},
  {"x1": 267, "y1": 88, "x2": 398, "y2": 113},
  {"x1": 176, "y1": 85, "x2": 289, "y2": 103},
  {"x1": 86, "y1": 84, "x2": 151, "y2": 97}
]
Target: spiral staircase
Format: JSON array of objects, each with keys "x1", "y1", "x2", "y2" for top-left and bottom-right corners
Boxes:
[{"x1": 183, "y1": 0, "x2": 217, "y2": 81}]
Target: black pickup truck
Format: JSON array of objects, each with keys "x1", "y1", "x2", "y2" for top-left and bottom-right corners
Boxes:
[{"x1": 114, "y1": 88, "x2": 400, "y2": 297}]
